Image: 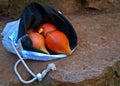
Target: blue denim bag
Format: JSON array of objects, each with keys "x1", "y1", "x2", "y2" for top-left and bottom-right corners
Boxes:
[{"x1": 1, "y1": 2, "x2": 77, "y2": 84}]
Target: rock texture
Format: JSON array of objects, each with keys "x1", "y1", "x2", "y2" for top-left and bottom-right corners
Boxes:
[
  {"x1": 86, "y1": 0, "x2": 120, "y2": 10},
  {"x1": 0, "y1": 0, "x2": 80, "y2": 18},
  {"x1": 1, "y1": 0, "x2": 120, "y2": 18},
  {"x1": 0, "y1": 9, "x2": 120, "y2": 86}
]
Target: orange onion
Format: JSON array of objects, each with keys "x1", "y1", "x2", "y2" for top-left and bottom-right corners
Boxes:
[
  {"x1": 38, "y1": 23, "x2": 57, "y2": 36},
  {"x1": 28, "y1": 32, "x2": 49, "y2": 54},
  {"x1": 45, "y1": 31, "x2": 72, "y2": 55}
]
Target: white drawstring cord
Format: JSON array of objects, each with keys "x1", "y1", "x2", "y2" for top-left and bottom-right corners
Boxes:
[
  {"x1": 12, "y1": 42, "x2": 36, "y2": 77},
  {"x1": 12, "y1": 42, "x2": 56, "y2": 84},
  {"x1": 14, "y1": 59, "x2": 37, "y2": 84},
  {"x1": 41, "y1": 63, "x2": 56, "y2": 79}
]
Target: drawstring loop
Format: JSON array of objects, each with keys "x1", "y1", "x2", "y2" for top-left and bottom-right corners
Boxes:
[{"x1": 12, "y1": 41, "x2": 56, "y2": 84}]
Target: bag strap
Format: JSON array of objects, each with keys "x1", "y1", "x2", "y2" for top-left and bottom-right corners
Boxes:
[{"x1": 12, "y1": 42, "x2": 56, "y2": 84}]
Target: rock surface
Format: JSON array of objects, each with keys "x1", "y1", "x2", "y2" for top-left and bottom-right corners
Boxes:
[
  {"x1": 1, "y1": 0, "x2": 120, "y2": 18},
  {"x1": 0, "y1": 10, "x2": 120, "y2": 86},
  {"x1": 86, "y1": 0, "x2": 120, "y2": 10}
]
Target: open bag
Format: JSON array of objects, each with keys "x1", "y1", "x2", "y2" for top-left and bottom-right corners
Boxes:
[{"x1": 1, "y1": 2, "x2": 77, "y2": 84}]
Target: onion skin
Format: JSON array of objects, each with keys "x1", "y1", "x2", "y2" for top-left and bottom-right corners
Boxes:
[
  {"x1": 38, "y1": 23, "x2": 57, "y2": 36},
  {"x1": 27, "y1": 28, "x2": 35, "y2": 34},
  {"x1": 28, "y1": 32, "x2": 49, "y2": 54},
  {"x1": 45, "y1": 31, "x2": 72, "y2": 55}
]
